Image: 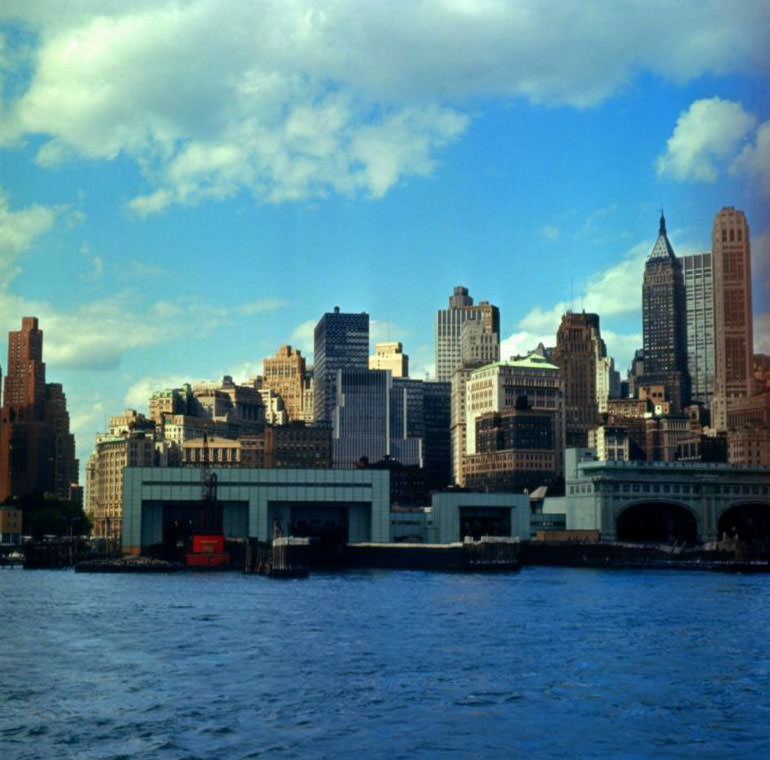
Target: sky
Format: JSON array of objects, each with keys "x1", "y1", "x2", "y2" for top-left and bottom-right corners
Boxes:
[{"x1": 1, "y1": 1, "x2": 769, "y2": 479}]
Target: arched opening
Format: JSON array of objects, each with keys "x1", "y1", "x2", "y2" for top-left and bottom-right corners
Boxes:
[
  {"x1": 718, "y1": 504, "x2": 770, "y2": 543},
  {"x1": 616, "y1": 502, "x2": 697, "y2": 544}
]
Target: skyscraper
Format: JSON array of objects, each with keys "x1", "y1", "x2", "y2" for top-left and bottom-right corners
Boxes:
[
  {"x1": 712, "y1": 207, "x2": 754, "y2": 431},
  {"x1": 639, "y1": 213, "x2": 690, "y2": 412},
  {"x1": 263, "y1": 345, "x2": 309, "y2": 421},
  {"x1": 681, "y1": 252, "x2": 715, "y2": 408},
  {"x1": 552, "y1": 311, "x2": 605, "y2": 447},
  {"x1": 0, "y1": 317, "x2": 78, "y2": 501},
  {"x1": 462, "y1": 352, "x2": 565, "y2": 492},
  {"x1": 313, "y1": 307, "x2": 369, "y2": 423},
  {"x1": 435, "y1": 286, "x2": 499, "y2": 382},
  {"x1": 330, "y1": 369, "x2": 422, "y2": 468}
]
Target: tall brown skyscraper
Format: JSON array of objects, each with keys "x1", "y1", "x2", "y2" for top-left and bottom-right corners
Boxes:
[
  {"x1": 552, "y1": 311, "x2": 605, "y2": 447},
  {"x1": 712, "y1": 207, "x2": 754, "y2": 431},
  {"x1": 0, "y1": 318, "x2": 78, "y2": 501}
]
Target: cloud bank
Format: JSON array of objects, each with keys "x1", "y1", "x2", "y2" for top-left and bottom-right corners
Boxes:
[
  {"x1": 2, "y1": 1, "x2": 769, "y2": 212},
  {"x1": 657, "y1": 98, "x2": 770, "y2": 196}
]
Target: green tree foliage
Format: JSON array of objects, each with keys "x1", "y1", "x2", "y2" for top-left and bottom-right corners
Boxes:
[{"x1": 1, "y1": 492, "x2": 91, "y2": 539}]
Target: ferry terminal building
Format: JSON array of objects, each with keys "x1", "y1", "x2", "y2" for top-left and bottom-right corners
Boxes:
[{"x1": 121, "y1": 467, "x2": 531, "y2": 554}]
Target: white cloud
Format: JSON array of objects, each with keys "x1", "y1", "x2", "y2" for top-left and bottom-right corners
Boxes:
[
  {"x1": 124, "y1": 375, "x2": 193, "y2": 411},
  {"x1": 370, "y1": 320, "x2": 411, "y2": 346},
  {"x1": 0, "y1": 190, "x2": 56, "y2": 280},
  {"x1": 500, "y1": 330, "x2": 554, "y2": 361},
  {"x1": 504, "y1": 239, "x2": 667, "y2": 370},
  {"x1": 237, "y1": 298, "x2": 288, "y2": 316},
  {"x1": 731, "y1": 119, "x2": 770, "y2": 198},
  {"x1": 600, "y1": 329, "x2": 642, "y2": 373},
  {"x1": 289, "y1": 319, "x2": 316, "y2": 356},
  {"x1": 656, "y1": 97, "x2": 757, "y2": 183},
  {"x1": 0, "y1": 289, "x2": 231, "y2": 372},
  {"x1": 2, "y1": 2, "x2": 768, "y2": 212}
]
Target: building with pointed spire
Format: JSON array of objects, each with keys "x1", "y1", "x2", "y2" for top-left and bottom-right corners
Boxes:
[{"x1": 638, "y1": 213, "x2": 690, "y2": 413}]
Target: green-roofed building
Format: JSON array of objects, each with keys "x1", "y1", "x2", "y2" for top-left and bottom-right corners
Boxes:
[{"x1": 461, "y1": 351, "x2": 565, "y2": 493}]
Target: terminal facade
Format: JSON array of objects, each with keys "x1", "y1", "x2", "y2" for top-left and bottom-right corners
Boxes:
[
  {"x1": 545, "y1": 449, "x2": 770, "y2": 543},
  {"x1": 122, "y1": 467, "x2": 531, "y2": 555}
]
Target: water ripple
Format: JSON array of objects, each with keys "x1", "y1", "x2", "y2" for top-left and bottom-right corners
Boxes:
[{"x1": 1, "y1": 568, "x2": 769, "y2": 759}]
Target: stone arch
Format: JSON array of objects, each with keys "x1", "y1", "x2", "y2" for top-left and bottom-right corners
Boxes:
[
  {"x1": 718, "y1": 502, "x2": 770, "y2": 542},
  {"x1": 616, "y1": 500, "x2": 698, "y2": 544}
]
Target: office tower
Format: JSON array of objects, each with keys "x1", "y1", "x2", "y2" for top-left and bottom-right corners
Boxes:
[
  {"x1": 712, "y1": 207, "x2": 754, "y2": 431},
  {"x1": 552, "y1": 311, "x2": 604, "y2": 447},
  {"x1": 44, "y1": 383, "x2": 79, "y2": 500},
  {"x1": 639, "y1": 213, "x2": 690, "y2": 412},
  {"x1": 448, "y1": 318, "x2": 501, "y2": 485},
  {"x1": 435, "y1": 286, "x2": 500, "y2": 382},
  {"x1": 330, "y1": 369, "x2": 422, "y2": 468},
  {"x1": 3, "y1": 317, "x2": 45, "y2": 414},
  {"x1": 460, "y1": 320, "x2": 500, "y2": 368},
  {"x1": 313, "y1": 307, "x2": 369, "y2": 423},
  {"x1": 422, "y1": 381, "x2": 451, "y2": 491},
  {"x1": 369, "y1": 342, "x2": 409, "y2": 377},
  {"x1": 263, "y1": 345, "x2": 309, "y2": 421},
  {"x1": 1, "y1": 318, "x2": 77, "y2": 501},
  {"x1": 681, "y1": 252, "x2": 715, "y2": 408},
  {"x1": 462, "y1": 352, "x2": 565, "y2": 492},
  {"x1": 596, "y1": 354, "x2": 621, "y2": 413}
]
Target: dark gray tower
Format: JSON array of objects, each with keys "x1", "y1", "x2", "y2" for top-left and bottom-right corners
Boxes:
[
  {"x1": 640, "y1": 213, "x2": 690, "y2": 412},
  {"x1": 313, "y1": 307, "x2": 369, "y2": 423}
]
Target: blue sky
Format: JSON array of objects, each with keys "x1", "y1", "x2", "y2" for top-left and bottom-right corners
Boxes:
[{"x1": 1, "y1": 1, "x2": 769, "y2": 477}]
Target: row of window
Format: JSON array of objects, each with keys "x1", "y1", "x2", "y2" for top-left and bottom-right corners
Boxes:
[{"x1": 570, "y1": 482, "x2": 769, "y2": 496}]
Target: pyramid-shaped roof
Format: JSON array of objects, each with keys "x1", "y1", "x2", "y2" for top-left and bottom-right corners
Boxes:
[{"x1": 648, "y1": 212, "x2": 676, "y2": 260}]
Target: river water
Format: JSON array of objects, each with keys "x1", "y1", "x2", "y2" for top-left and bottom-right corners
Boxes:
[{"x1": 1, "y1": 567, "x2": 768, "y2": 759}]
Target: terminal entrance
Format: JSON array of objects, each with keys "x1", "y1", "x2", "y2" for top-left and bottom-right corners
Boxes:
[
  {"x1": 289, "y1": 505, "x2": 349, "y2": 545},
  {"x1": 718, "y1": 504, "x2": 770, "y2": 558},
  {"x1": 616, "y1": 502, "x2": 697, "y2": 544},
  {"x1": 160, "y1": 501, "x2": 223, "y2": 561},
  {"x1": 459, "y1": 507, "x2": 511, "y2": 540}
]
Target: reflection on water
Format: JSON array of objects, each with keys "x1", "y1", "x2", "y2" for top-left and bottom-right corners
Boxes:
[{"x1": 1, "y1": 568, "x2": 768, "y2": 759}]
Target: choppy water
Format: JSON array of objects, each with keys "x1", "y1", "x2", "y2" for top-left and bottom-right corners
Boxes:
[{"x1": 1, "y1": 567, "x2": 769, "y2": 759}]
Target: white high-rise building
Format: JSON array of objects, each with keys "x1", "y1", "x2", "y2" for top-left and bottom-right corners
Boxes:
[
  {"x1": 435, "y1": 286, "x2": 499, "y2": 382},
  {"x1": 681, "y1": 252, "x2": 715, "y2": 408}
]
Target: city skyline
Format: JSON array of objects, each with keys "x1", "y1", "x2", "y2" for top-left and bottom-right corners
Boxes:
[{"x1": 1, "y1": 2, "x2": 768, "y2": 475}]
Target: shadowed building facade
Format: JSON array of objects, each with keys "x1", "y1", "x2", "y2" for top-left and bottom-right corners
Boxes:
[
  {"x1": 313, "y1": 308, "x2": 369, "y2": 423},
  {"x1": 639, "y1": 213, "x2": 690, "y2": 413},
  {"x1": 0, "y1": 318, "x2": 78, "y2": 502},
  {"x1": 552, "y1": 311, "x2": 605, "y2": 447}
]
